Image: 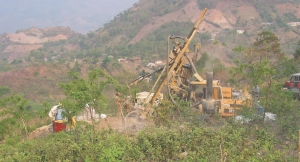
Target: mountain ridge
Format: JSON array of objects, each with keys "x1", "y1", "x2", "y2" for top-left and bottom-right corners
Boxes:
[
  {"x1": 0, "y1": 0, "x2": 139, "y2": 34},
  {"x1": 0, "y1": 0, "x2": 300, "y2": 101}
]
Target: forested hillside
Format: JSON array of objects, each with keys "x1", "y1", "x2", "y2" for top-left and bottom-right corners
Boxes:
[
  {"x1": 0, "y1": 0, "x2": 300, "y2": 161},
  {"x1": 1, "y1": 0, "x2": 298, "y2": 94}
]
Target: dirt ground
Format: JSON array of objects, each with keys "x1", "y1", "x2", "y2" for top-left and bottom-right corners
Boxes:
[
  {"x1": 28, "y1": 115, "x2": 155, "y2": 139},
  {"x1": 28, "y1": 124, "x2": 53, "y2": 140},
  {"x1": 28, "y1": 118, "x2": 121, "y2": 140}
]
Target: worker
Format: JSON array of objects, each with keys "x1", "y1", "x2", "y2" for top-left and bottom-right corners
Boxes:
[
  {"x1": 253, "y1": 85, "x2": 260, "y2": 101},
  {"x1": 67, "y1": 116, "x2": 76, "y2": 130}
]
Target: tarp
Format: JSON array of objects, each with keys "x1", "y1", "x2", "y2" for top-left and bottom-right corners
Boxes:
[{"x1": 48, "y1": 105, "x2": 60, "y2": 119}]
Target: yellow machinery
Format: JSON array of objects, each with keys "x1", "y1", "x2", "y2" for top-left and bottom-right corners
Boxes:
[{"x1": 128, "y1": 8, "x2": 249, "y2": 117}]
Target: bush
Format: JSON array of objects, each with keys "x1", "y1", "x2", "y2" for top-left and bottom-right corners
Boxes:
[
  {"x1": 0, "y1": 86, "x2": 10, "y2": 97},
  {"x1": 0, "y1": 118, "x2": 296, "y2": 161}
]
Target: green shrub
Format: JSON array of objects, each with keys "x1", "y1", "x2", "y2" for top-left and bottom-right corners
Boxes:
[{"x1": 0, "y1": 86, "x2": 10, "y2": 97}]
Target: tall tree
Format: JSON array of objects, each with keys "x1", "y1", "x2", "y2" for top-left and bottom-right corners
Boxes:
[
  {"x1": 251, "y1": 31, "x2": 284, "y2": 64},
  {"x1": 59, "y1": 69, "x2": 116, "y2": 133},
  {"x1": 0, "y1": 94, "x2": 29, "y2": 139},
  {"x1": 294, "y1": 40, "x2": 300, "y2": 60},
  {"x1": 196, "y1": 52, "x2": 209, "y2": 72},
  {"x1": 231, "y1": 31, "x2": 285, "y2": 122}
]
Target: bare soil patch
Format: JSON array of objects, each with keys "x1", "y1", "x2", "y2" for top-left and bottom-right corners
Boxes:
[
  {"x1": 6, "y1": 33, "x2": 67, "y2": 44},
  {"x1": 200, "y1": 9, "x2": 233, "y2": 32},
  {"x1": 28, "y1": 116, "x2": 155, "y2": 140},
  {"x1": 2, "y1": 27, "x2": 74, "y2": 61},
  {"x1": 129, "y1": 0, "x2": 201, "y2": 44},
  {"x1": 4, "y1": 44, "x2": 43, "y2": 62},
  {"x1": 236, "y1": 5, "x2": 260, "y2": 22},
  {"x1": 276, "y1": 3, "x2": 300, "y2": 18},
  {"x1": 0, "y1": 64, "x2": 67, "y2": 101},
  {"x1": 28, "y1": 124, "x2": 53, "y2": 140},
  {"x1": 129, "y1": 0, "x2": 233, "y2": 44},
  {"x1": 98, "y1": 117, "x2": 124, "y2": 130}
]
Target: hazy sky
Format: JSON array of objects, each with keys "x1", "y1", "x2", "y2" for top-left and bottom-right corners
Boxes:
[{"x1": 0, "y1": 0, "x2": 139, "y2": 34}]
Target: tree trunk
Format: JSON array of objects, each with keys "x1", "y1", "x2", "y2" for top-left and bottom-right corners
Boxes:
[
  {"x1": 89, "y1": 108, "x2": 96, "y2": 136},
  {"x1": 20, "y1": 117, "x2": 29, "y2": 138},
  {"x1": 263, "y1": 79, "x2": 272, "y2": 124}
]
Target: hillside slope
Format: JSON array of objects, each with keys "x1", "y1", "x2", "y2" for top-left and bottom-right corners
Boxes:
[
  {"x1": 0, "y1": 26, "x2": 79, "y2": 62},
  {"x1": 0, "y1": 0, "x2": 139, "y2": 34},
  {"x1": 1, "y1": 0, "x2": 300, "y2": 61},
  {"x1": 90, "y1": 0, "x2": 300, "y2": 59},
  {"x1": 0, "y1": 0, "x2": 299, "y2": 102}
]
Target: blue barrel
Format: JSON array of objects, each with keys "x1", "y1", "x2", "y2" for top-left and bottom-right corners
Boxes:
[
  {"x1": 258, "y1": 105, "x2": 264, "y2": 115},
  {"x1": 55, "y1": 109, "x2": 64, "y2": 120}
]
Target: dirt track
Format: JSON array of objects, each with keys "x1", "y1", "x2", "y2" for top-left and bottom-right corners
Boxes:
[{"x1": 28, "y1": 116, "x2": 155, "y2": 139}]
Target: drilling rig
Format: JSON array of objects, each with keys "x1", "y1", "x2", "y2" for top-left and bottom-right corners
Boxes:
[{"x1": 125, "y1": 8, "x2": 250, "y2": 126}]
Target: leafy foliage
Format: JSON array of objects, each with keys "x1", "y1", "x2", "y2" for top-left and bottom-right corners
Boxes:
[
  {"x1": 0, "y1": 120, "x2": 296, "y2": 161},
  {"x1": 195, "y1": 51, "x2": 225, "y2": 75},
  {"x1": 198, "y1": 32, "x2": 212, "y2": 44},
  {"x1": 231, "y1": 31, "x2": 284, "y2": 86},
  {"x1": 29, "y1": 49, "x2": 46, "y2": 61},
  {"x1": 1, "y1": 1, "x2": 300, "y2": 161},
  {"x1": 294, "y1": 41, "x2": 300, "y2": 60},
  {"x1": 0, "y1": 95, "x2": 29, "y2": 141},
  {"x1": 230, "y1": 31, "x2": 286, "y2": 123},
  {"x1": 0, "y1": 86, "x2": 10, "y2": 97},
  {"x1": 267, "y1": 83, "x2": 300, "y2": 139},
  {"x1": 254, "y1": 2, "x2": 275, "y2": 22},
  {"x1": 196, "y1": 52, "x2": 209, "y2": 72},
  {"x1": 197, "y1": 0, "x2": 218, "y2": 9},
  {"x1": 233, "y1": 45, "x2": 245, "y2": 53},
  {"x1": 59, "y1": 69, "x2": 117, "y2": 125}
]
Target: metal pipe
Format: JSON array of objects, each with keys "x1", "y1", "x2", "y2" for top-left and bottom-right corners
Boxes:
[
  {"x1": 150, "y1": 8, "x2": 208, "y2": 105},
  {"x1": 206, "y1": 71, "x2": 213, "y2": 100}
]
